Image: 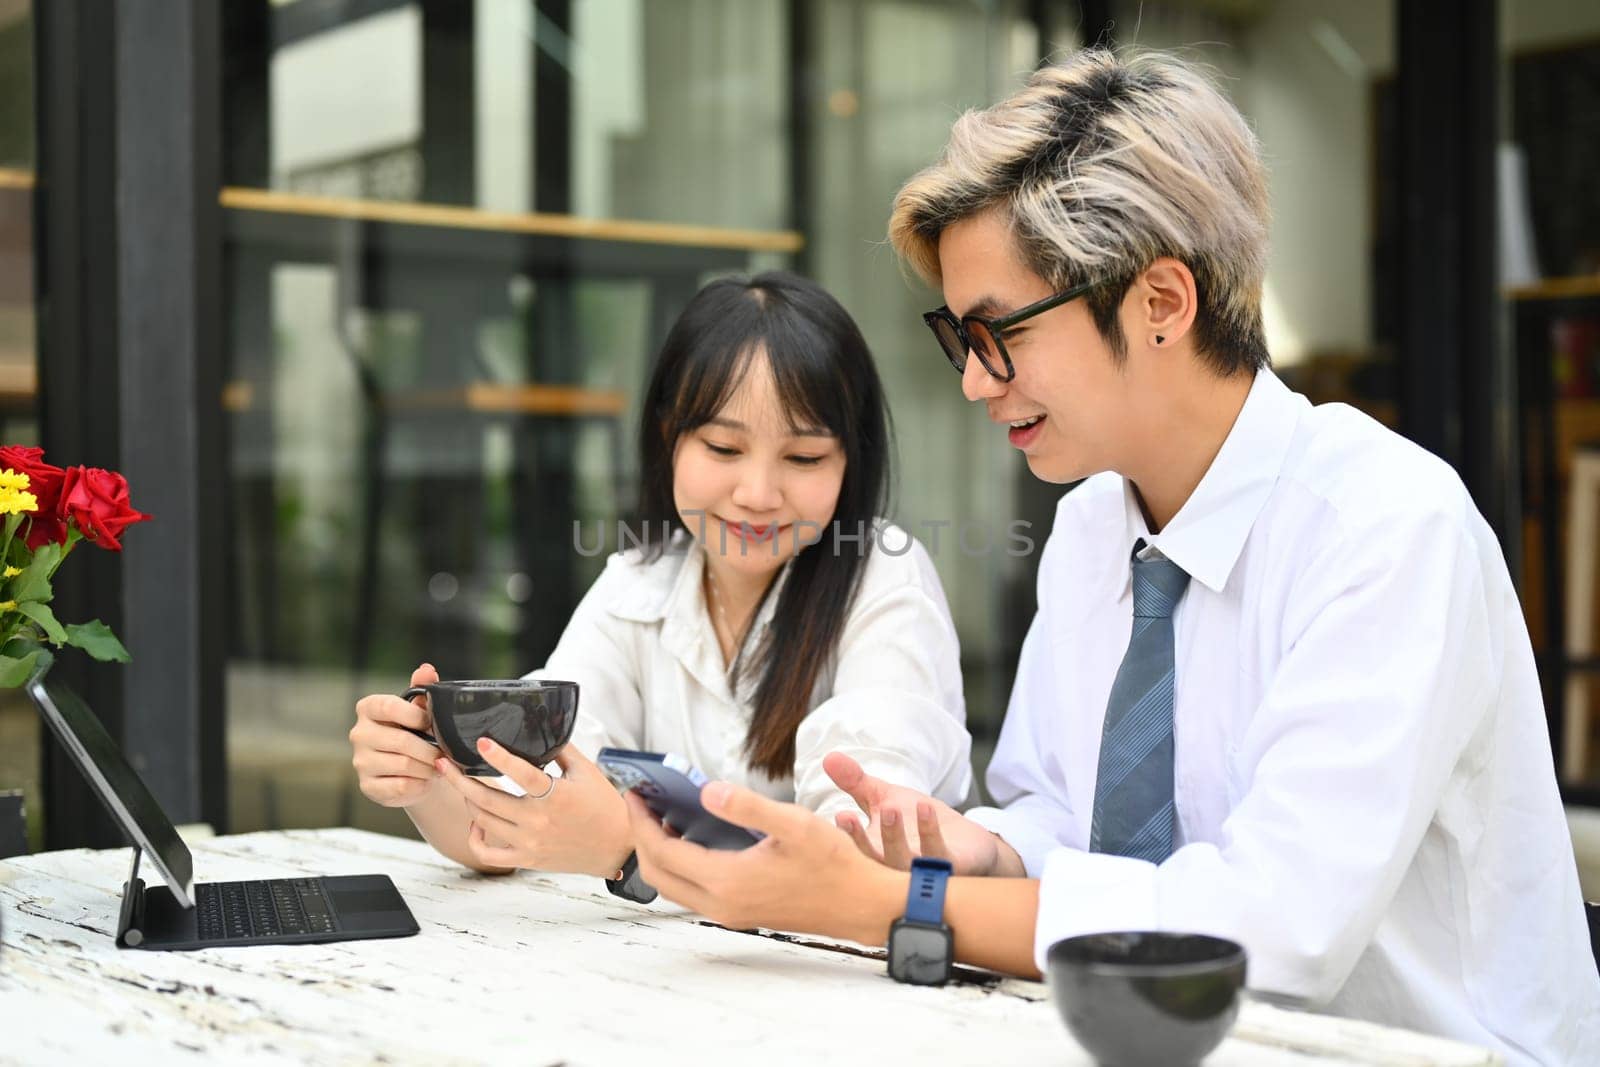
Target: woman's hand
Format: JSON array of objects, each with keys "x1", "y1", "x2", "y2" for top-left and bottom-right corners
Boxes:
[
  {"x1": 626, "y1": 782, "x2": 904, "y2": 944},
  {"x1": 350, "y1": 663, "x2": 443, "y2": 808},
  {"x1": 824, "y1": 752, "x2": 1023, "y2": 877},
  {"x1": 434, "y1": 739, "x2": 633, "y2": 878}
]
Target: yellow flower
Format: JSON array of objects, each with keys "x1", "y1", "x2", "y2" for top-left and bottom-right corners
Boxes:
[
  {"x1": 0, "y1": 468, "x2": 35, "y2": 516},
  {"x1": 0, "y1": 489, "x2": 36, "y2": 516},
  {"x1": 0, "y1": 601, "x2": 15, "y2": 613},
  {"x1": 2, "y1": 566, "x2": 16, "y2": 578}
]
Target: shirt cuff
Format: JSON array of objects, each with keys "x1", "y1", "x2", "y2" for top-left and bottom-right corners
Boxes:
[
  {"x1": 964, "y1": 805, "x2": 1066, "y2": 878},
  {"x1": 1032, "y1": 847, "x2": 1159, "y2": 972}
]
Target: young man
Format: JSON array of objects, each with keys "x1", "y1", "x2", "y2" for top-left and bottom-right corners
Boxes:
[{"x1": 624, "y1": 49, "x2": 1599, "y2": 1064}]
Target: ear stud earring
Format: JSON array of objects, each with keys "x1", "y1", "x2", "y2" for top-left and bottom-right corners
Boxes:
[{"x1": 1155, "y1": 335, "x2": 1166, "y2": 345}]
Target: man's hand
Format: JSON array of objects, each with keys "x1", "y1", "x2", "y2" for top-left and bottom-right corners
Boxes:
[
  {"x1": 825, "y1": 752, "x2": 1025, "y2": 877},
  {"x1": 625, "y1": 781, "x2": 904, "y2": 946},
  {"x1": 434, "y1": 739, "x2": 632, "y2": 878}
]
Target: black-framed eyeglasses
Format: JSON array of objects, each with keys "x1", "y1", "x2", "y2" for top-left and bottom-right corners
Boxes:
[{"x1": 922, "y1": 279, "x2": 1099, "y2": 383}]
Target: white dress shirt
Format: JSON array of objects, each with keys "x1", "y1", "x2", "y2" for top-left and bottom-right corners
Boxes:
[
  {"x1": 967, "y1": 369, "x2": 1600, "y2": 1065},
  {"x1": 524, "y1": 522, "x2": 972, "y2": 820}
]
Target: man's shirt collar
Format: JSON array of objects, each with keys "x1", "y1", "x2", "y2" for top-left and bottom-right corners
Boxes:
[{"x1": 1118, "y1": 368, "x2": 1308, "y2": 597}]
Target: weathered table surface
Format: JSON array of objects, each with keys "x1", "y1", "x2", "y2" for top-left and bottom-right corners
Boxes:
[{"x1": 0, "y1": 828, "x2": 1499, "y2": 1065}]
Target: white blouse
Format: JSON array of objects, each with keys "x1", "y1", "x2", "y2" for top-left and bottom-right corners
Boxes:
[{"x1": 523, "y1": 522, "x2": 972, "y2": 820}]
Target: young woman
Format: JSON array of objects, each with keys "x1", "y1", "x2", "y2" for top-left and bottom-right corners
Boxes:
[{"x1": 349, "y1": 271, "x2": 971, "y2": 879}]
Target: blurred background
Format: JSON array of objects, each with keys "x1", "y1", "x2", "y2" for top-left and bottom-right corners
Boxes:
[{"x1": 1, "y1": 1, "x2": 1598, "y2": 878}]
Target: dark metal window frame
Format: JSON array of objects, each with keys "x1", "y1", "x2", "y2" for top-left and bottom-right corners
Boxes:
[{"x1": 35, "y1": 0, "x2": 226, "y2": 847}]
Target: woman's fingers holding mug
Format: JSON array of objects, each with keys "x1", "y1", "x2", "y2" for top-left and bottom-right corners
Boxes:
[
  {"x1": 356, "y1": 691, "x2": 434, "y2": 736},
  {"x1": 389, "y1": 664, "x2": 439, "y2": 735},
  {"x1": 349, "y1": 716, "x2": 438, "y2": 768},
  {"x1": 354, "y1": 748, "x2": 435, "y2": 806},
  {"x1": 550, "y1": 743, "x2": 601, "y2": 781},
  {"x1": 433, "y1": 756, "x2": 525, "y2": 823},
  {"x1": 473, "y1": 737, "x2": 555, "y2": 799},
  {"x1": 354, "y1": 747, "x2": 430, "y2": 779}
]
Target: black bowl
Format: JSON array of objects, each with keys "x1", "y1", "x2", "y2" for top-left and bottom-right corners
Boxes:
[{"x1": 1045, "y1": 932, "x2": 1247, "y2": 1067}]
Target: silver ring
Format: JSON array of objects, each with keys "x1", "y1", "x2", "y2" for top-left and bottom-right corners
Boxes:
[{"x1": 527, "y1": 776, "x2": 557, "y2": 801}]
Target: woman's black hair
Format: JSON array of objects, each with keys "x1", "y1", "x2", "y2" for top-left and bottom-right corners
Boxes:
[{"x1": 634, "y1": 271, "x2": 891, "y2": 778}]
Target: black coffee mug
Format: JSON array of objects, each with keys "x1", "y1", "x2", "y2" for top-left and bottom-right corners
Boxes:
[{"x1": 400, "y1": 679, "x2": 579, "y2": 776}]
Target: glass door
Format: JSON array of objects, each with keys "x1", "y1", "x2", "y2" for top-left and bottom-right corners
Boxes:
[
  {"x1": 221, "y1": 0, "x2": 797, "y2": 833},
  {"x1": 0, "y1": 0, "x2": 40, "y2": 851}
]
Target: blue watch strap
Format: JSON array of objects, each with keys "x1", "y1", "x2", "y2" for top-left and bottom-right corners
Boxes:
[{"x1": 904, "y1": 857, "x2": 953, "y2": 926}]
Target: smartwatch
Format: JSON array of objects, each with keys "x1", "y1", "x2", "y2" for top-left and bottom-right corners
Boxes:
[
  {"x1": 605, "y1": 851, "x2": 658, "y2": 904},
  {"x1": 887, "y1": 856, "x2": 954, "y2": 985}
]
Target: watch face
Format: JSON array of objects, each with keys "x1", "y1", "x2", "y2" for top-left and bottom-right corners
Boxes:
[{"x1": 890, "y1": 922, "x2": 952, "y2": 985}]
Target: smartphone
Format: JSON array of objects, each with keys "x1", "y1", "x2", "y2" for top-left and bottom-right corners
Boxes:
[{"x1": 597, "y1": 748, "x2": 762, "y2": 850}]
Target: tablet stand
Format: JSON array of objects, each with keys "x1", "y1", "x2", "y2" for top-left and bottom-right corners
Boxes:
[{"x1": 116, "y1": 846, "x2": 148, "y2": 948}]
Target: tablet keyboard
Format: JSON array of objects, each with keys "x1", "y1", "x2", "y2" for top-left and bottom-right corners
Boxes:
[{"x1": 195, "y1": 877, "x2": 338, "y2": 941}]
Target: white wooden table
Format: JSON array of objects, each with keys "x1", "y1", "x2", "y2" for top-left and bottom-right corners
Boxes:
[{"x1": 0, "y1": 828, "x2": 1500, "y2": 1066}]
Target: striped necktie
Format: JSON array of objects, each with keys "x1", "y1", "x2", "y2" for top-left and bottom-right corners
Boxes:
[{"x1": 1089, "y1": 548, "x2": 1191, "y2": 862}]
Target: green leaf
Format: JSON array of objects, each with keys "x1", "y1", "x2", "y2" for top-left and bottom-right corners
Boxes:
[
  {"x1": 16, "y1": 601, "x2": 67, "y2": 645},
  {"x1": 2, "y1": 512, "x2": 21, "y2": 560},
  {"x1": 65, "y1": 619, "x2": 130, "y2": 662},
  {"x1": 0, "y1": 635, "x2": 46, "y2": 663},
  {"x1": 12, "y1": 542, "x2": 60, "y2": 603},
  {"x1": 0, "y1": 649, "x2": 41, "y2": 687}
]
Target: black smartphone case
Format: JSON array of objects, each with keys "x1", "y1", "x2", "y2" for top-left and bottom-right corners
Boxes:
[{"x1": 597, "y1": 748, "x2": 762, "y2": 850}]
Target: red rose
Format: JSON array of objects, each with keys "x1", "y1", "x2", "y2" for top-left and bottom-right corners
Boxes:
[
  {"x1": 0, "y1": 445, "x2": 69, "y2": 549},
  {"x1": 57, "y1": 466, "x2": 152, "y2": 552}
]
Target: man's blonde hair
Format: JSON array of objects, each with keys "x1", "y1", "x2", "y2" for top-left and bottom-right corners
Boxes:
[{"x1": 889, "y1": 48, "x2": 1271, "y2": 374}]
